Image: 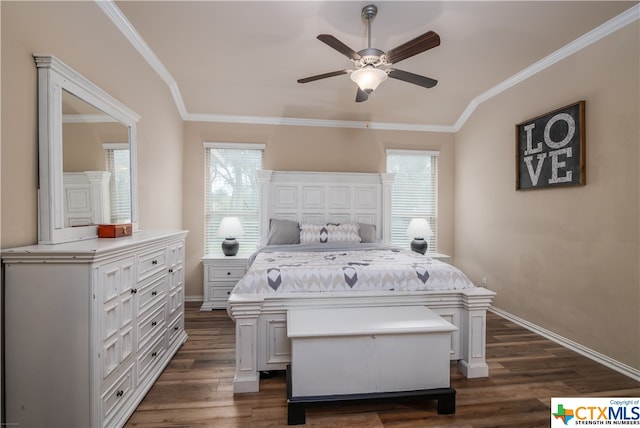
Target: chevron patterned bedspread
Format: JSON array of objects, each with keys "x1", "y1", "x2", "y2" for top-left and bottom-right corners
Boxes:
[{"x1": 231, "y1": 244, "x2": 475, "y2": 294}]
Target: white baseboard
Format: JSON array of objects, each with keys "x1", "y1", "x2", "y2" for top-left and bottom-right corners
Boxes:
[
  {"x1": 186, "y1": 295, "x2": 204, "y2": 303},
  {"x1": 490, "y1": 306, "x2": 640, "y2": 383}
]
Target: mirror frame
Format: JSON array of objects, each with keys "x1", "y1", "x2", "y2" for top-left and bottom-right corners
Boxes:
[{"x1": 35, "y1": 54, "x2": 140, "y2": 244}]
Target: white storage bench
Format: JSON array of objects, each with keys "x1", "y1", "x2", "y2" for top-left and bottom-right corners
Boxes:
[{"x1": 286, "y1": 305, "x2": 458, "y2": 425}]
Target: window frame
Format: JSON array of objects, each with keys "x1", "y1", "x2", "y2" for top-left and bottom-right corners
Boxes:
[
  {"x1": 386, "y1": 149, "x2": 439, "y2": 252},
  {"x1": 203, "y1": 142, "x2": 265, "y2": 256}
]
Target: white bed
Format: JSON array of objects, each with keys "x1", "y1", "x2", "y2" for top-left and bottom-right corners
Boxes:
[{"x1": 227, "y1": 170, "x2": 495, "y2": 393}]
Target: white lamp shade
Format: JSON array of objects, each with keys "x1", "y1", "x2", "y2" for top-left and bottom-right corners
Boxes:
[
  {"x1": 350, "y1": 67, "x2": 388, "y2": 92},
  {"x1": 217, "y1": 217, "x2": 244, "y2": 238},
  {"x1": 406, "y1": 218, "x2": 433, "y2": 238}
]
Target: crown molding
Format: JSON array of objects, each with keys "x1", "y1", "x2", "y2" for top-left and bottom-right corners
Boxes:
[
  {"x1": 184, "y1": 112, "x2": 455, "y2": 132},
  {"x1": 98, "y1": 1, "x2": 639, "y2": 133},
  {"x1": 453, "y1": 3, "x2": 639, "y2": 132},
  {"x1": 95, "y1": 0, "x2": 188, "y2": 118}
]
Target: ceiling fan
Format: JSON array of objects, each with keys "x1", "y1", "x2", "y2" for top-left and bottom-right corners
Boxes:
[{"x1": 297, "y1": 4, "x2": 440, "y2": 102}]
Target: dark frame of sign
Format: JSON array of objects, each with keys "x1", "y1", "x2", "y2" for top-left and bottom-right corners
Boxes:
[{"x1": 515, "y1": 100, "x2": 585, "y2": 190}]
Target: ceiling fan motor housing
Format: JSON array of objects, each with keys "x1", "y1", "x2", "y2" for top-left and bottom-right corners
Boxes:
[{"x1": 355, "y1": 48, "x2": 386, "y2": 68}]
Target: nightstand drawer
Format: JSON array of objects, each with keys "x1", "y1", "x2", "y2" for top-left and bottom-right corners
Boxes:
[
  {"x1": 211, "y1": 286, "x2": 233, "y2": 299},
  {"x1": 208, "y1": 266, "x2": 246, "y2": 281}
]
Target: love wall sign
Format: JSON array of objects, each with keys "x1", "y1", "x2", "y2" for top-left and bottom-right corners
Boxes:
[{"x1": 515, "y1": 101, "x2": 585, "y2": 190}]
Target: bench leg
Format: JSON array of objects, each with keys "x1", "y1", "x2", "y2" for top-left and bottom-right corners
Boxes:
[
  {"x1": 288, "y1": 402, "x2": 306, "y2": 425},
  {"x1": 437, "y1": 390, "x2": 456, "y2": 414}
]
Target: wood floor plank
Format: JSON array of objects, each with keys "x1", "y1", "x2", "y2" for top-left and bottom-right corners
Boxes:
[{"x1": 124, "y1": 306, "x2": 640, "y2": 427}]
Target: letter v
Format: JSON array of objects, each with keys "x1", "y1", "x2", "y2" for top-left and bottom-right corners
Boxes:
[{"x1": 524, "y1": 153, "x2": 547, "y2": 186}]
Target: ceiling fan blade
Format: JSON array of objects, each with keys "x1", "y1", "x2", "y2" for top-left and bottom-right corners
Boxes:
[
  {"x1": 317, "y1": 34, "x2": 362, "y2": 61},
  {"x1": 388, "y1": 69, "x2": 438, "y2": 89},
  {"x1": 355, "y1": 87, "x2": 369, "y2": 103},
  {"x1": 297, "y1": 70, "x2": 348, "y2": 84},
  {"x1": 385, "y1": 30, "x2": 440, "y2": 65}
]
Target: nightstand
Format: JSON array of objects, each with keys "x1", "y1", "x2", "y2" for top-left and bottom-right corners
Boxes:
[
  {"x1": 427, "y1": 252, "x2": 452, "y2": 264},
  {"x1": 201, "y1": 254, "x2": 249, "y2": 310}
]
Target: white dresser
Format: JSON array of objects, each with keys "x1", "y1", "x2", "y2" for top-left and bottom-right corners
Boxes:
[{"x1": 2, "y1": 230, "x2": 188, "y2": 428}]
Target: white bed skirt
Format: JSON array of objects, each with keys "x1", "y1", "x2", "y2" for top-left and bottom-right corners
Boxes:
[{"x1": 227, "y1": 286, "x2": 496, "y2": 393}]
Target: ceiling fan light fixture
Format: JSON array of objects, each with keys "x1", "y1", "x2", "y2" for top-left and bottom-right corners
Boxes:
[{"x1": 350, "y1": 67, "x2": 388, "y2": 93}]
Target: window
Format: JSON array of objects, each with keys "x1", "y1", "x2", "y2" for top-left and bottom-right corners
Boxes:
[
  {"x1": 386, "y1": 149, "x2": 439, "y2": 251},
  {"x1": 104, "y1": 143, "x2": 131, "y2": 223},
  {"x1": 204, "y1": 143, "x2": 264, "y2": 255}
]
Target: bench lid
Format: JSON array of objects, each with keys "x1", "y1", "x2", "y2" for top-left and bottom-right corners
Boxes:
[{"x1": 287, "y1": 306, "x2": 457, "y2": 338}]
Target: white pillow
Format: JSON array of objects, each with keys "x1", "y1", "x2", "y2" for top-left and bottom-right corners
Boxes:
[{"x1": 299, "y1": 223, "x2": 361, "y2": 244}]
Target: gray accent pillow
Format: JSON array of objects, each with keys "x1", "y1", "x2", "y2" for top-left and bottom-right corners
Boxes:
[
  {"x1": 358, "y1": 223, "x2": 377, "y2": 243},
  {"x1": 267, "y1": 219, "x2": 300, "y2": 245}
]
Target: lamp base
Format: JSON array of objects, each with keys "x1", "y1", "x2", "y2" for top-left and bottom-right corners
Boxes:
[
  {"x1": 410, "y1": 238, "x2": 428, "y2": 255},
  {"x1": 221, "y1": 238, "x2": 239, "y2": 256}
]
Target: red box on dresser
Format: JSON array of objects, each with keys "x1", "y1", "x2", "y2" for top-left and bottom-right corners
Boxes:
[{"x1": 98, "y1": 223, "x2": 133, "y2": 238}]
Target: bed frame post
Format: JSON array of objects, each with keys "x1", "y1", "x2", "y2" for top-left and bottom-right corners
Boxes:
[
  {"x1": 380, "y1": 173, "x2": 394, "y2": 244},
  {"x1": 257, "y1": 170, "x2": 274, "y2": 248},
  {"x1": 457, "y1": 288, "x2": 494, "y2": 378},
  {"x1": 227, "y1": 304, "x2": 260, "y2": 394}
]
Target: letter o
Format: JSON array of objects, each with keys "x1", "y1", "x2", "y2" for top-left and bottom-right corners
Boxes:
[{"x1": 544, "y1": 113, "x2": 575, "y2": 149}]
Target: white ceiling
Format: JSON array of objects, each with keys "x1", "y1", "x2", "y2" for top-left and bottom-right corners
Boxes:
[{"x1": 109, "y1": 1, "x2": 637, "y2": 130}]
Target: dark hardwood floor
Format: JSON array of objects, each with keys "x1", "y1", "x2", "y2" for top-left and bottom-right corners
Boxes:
[{"x1": 125, "y1": 302, "x2": 640, "y2": 427}]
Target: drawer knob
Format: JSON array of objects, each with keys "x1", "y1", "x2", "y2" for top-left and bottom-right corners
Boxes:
[
  {"x1": 174, "y1": 325, "x2": 179, "y2": 330},
  {"x1": 227, "y1": 272, "x2": 231, "y2": 276},
  {"x1": 168, "y1": 268, "x2": 174, "y2": 273},
  {"x1": 151, "y1": 321, "x2": 157, "y2": 327},
  {"x1": 131, "y1": 289, "x2": 137, "y2": 294},
  {"x1": 116, "y1": 390, "x2": 124, "y2": 397},
  {"x1": 152, "y1": 260, "x2": 158, "y2": 265},
  {"x1": 151, "y1": 351, "x2": 157, "y2": 358},
  {"x1": 152, "y1": 291, "x2": 158, "y2": 296},
  {"x1": 227, "y1": 291, "x2": 231, "y2": 295}
]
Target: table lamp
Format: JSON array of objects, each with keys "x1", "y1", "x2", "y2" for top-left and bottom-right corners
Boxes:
[
  {"x1": 217, "y1": 217, "x2": 244, "y2": 256},
  {"x1": 406, "y1": 218, "x2": 433, "y2": 255}
]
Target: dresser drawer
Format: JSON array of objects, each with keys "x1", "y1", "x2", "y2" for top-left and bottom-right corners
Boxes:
[
  {"x1": 101, "y1": 363, "x2": 135, "y2": 428},
  {"x1": 137, "y1": 246, "x2": 167, "y2": 282},
  {"x1": 137, "y1": 303, "x2": 166, "y2": 351},
  {"x1": 137, "y1": 274, "x2": 167, "y2": 316},
  {"x1": 137, "y1": 331, "x2": 167, "y2": 384}
]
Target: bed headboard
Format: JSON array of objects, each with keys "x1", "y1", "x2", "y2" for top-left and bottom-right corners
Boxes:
[{"x1": 258, "y1": 170, "x2": 394, "y2": 247}]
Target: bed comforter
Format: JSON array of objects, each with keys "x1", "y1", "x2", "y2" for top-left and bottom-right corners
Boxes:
[{"x1": 231, "y1": 243, "x2": 475, "y2": 294}]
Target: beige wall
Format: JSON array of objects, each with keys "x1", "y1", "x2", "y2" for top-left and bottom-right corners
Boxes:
[
  {"x1": 183, "y1": 122, "x2": 455, "y2": 299},
  {"x1": 1, "y1": 1, "x2": 184, "y2": 248},
  {"x1": 454, "y1": 22, "x2": 639, "y2": 369}
]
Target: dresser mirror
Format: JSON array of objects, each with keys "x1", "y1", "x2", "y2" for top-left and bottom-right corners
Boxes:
[{"x1": 35, "y1": 54, "x2": 140, "y2": 244}]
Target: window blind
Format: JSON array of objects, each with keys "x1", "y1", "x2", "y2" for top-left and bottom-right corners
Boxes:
[
  {"x1": 204, "y1": 144, "x2": 263, "y2": 255},
  {"x1": 104, "y1": 144, "x2": 131, "y2": 223},
  {"x1": 386, "y1": 149, "x2": 439, "y2": 251}
]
